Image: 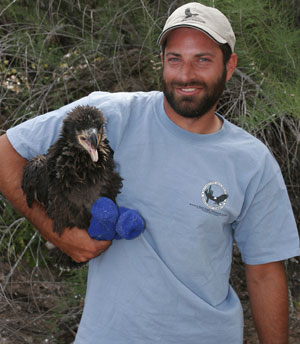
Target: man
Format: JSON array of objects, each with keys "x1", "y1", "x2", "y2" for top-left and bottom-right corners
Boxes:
[{"x1": 0, "y1": 2, "x2": 299, "y2": 343}]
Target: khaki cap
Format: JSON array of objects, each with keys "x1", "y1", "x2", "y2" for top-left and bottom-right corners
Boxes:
[{"x1": 157, "y1": 2, "x2": 235, "y2": 52}]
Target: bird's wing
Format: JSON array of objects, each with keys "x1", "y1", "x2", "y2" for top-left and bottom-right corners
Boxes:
[{"x1": 22, "y1": 155, "x2": 49, "y2": 208}]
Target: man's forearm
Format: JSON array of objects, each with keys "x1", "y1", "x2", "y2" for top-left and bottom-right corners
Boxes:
[
  {"x1": 0, "y1": 134, "x2": 54, "y2": 239},
  {"x1": 246, "y1": 261, "x2": 289, "y2": 344}
]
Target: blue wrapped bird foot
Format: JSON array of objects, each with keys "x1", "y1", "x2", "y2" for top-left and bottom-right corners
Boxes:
[
  {"x1": 88, "y1": 197, "x2": 144, "y2": 241},
  {"x1": 88, "y1": 197, "x2": 118, "y2": 240},
  {"x1": 115, "y1": 207, "x2": 145, "y2": 240}
]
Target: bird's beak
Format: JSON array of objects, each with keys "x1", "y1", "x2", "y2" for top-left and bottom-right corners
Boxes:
[
  {"x1": 90, "y1": 133, "x2": 98, "y2": 149},
  {"x1": 87, "y1": 133, "x2": 99, "y2": 162},
  {"x1": 78, "y1": 129, "x2": 99, "y2": 162}
]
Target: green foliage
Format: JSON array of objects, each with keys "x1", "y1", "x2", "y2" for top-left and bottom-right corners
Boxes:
[
  {"x1": 0, "y1": 198, "x2": 46, "y2": 265},
  {"x1": 43, "y1": 267, "x2": 88, "y2": 341},
  {"x1": 0, "y1": 0, "x2": 173, "y2": 129}
]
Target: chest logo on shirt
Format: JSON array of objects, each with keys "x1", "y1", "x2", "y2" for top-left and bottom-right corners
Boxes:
[{"x1": 201, "y1": 182, "x2": 228, "y2": 210}]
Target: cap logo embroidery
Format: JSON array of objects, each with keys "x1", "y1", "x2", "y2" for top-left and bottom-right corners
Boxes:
[
  {"x1": 185, "y1": 8, "x2": 198, "y2": 18},
  {"x1": 184, "y1": 8, "x2": 206, "y2": 23}
]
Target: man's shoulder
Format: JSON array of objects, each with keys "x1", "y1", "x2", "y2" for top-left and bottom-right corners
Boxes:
[
  {"x1": 88, "y1": 90, "x2": 162, "y2": 108},
  {"x1": 223, "y1": 118, "x2": 276, "y2": 168},
  {"x1": 225, "y1": 119, "x2": 269, "y2": 151}
]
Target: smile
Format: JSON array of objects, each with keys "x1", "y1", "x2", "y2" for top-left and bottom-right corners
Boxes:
[{"x1": 176, "y1": 87, "x2": 203, "y2": 96}]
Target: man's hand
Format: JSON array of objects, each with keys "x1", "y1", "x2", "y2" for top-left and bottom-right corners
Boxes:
[
  {"x1": 53, "y1": 226, "x2": 112, "y2": 263},
  {"x1": 246, "y1": 261, "x2": 289, "y2": 344},
  {"x1": 0, "y1": 133, "x2": 111, "y2": 261}
]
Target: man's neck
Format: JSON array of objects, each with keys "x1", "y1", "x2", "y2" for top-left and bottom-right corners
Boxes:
[{"x1": 163, "y1": 97, "x2": 222, "y2": 134}]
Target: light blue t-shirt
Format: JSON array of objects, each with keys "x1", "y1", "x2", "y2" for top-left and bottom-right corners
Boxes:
[{"x1": 7, "y1": 91, "x2": 300, "y2": 343}]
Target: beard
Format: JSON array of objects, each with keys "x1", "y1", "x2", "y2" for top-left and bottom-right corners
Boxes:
[{"x1": 162, "y1": 66, "x2": 227, "y2": 119}]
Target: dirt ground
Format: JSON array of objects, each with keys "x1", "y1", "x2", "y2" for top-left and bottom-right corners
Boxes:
[{"x1": 1, "y1": 249, "x2": 300, "y2": 344}]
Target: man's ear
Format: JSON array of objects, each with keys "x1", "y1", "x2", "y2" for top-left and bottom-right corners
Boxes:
[{"x1": 226, "y1": 53, "x2": 238, "y2": 81}]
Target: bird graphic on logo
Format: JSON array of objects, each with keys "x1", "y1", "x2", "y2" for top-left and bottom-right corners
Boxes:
[
  {"x1": 185, "y1": 8, "x2": 198, "y2": 18},
  {"x1": 201, "y1": 182, "x2": 228, "y2": 210},
  {"x1": 205, "y1": 185, "x2": 228, "y2": 205},
  {"x1": 184, "y1": 8, "x2": 206, "y2": 23}
]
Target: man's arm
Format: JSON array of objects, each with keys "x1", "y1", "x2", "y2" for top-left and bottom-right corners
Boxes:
[
  {"x1": 0, "y1": 133, "x2": 111, "y2": 262},
  {"x1": 245, "y1": 261, "x2": 289, "y2": 344}
]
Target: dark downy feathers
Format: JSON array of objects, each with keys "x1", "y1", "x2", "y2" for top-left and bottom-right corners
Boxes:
[{"x1": 22, "y1": 105, "x2": 123, "y2": 269}]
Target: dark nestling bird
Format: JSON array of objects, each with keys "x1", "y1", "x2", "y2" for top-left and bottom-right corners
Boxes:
[{"x1": 21, "y1": 105, "x2": 123, "y2": 269}]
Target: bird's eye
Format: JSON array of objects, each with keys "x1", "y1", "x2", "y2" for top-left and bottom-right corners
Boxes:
[{"x1": 78, "y1": 135, "x2": 88, "y2": 145}]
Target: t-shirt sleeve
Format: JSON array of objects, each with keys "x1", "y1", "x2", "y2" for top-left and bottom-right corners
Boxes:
[
  {"x1": 6, "y1": 93, "x2": 111, "y2": 159},
  {"x1": 233, "y1": 152, "x2": 300, "y2": 265}
]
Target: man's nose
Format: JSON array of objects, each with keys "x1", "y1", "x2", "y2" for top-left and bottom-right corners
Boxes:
[{"x1": 178, "y1": 62, "x2": 197, "y2": 83}]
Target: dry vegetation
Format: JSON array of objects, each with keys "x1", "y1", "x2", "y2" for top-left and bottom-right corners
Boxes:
[{"x1": 0, "y1": 0, "x2": 299, "y2": 343}]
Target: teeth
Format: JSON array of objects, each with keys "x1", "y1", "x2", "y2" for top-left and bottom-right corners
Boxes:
[{"x1": 181, "y1": 88, "x2": 197, "y2": 92}]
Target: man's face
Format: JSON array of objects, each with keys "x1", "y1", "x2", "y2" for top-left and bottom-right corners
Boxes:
[{"x1": 161, "y1": 28, "x2": 228, "y2": 119}]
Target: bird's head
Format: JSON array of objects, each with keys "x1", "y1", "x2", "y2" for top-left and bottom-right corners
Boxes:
[{"x1": 62, "y1": 105, "x2": 108, "y2": 162}]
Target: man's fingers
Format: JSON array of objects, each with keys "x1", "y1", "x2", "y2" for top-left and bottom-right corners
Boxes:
[
  {"x1": 70, "y1": 240, "x2": 112, "y2": 262},
  {"x1": 53, "y1": 227, "x2": 112, "y2": 262}
]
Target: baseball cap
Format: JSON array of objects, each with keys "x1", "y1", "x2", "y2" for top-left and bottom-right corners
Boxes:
[{"x1": 157, "y1": 2, "x2": 235, "y2": 52}]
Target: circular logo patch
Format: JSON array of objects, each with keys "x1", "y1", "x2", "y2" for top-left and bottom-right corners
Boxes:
[{"x1": 201, "y1": 182, "x2": 228, "y2": 210}]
